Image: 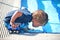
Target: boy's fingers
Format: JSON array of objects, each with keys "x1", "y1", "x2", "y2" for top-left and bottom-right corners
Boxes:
[
  {"x1": 10, "y1": 22, "x2": 19, "y2": 28},
  {"x1": 12, "y1": 24, "x2": 19, "y2": 28},
  {"x1": 11, "y1": 24, "x2": 16, "y2": 28}
]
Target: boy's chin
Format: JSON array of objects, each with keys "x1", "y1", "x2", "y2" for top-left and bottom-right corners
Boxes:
[{"x1": 32, "y1": 25, "x2": 39, "y2": 27}]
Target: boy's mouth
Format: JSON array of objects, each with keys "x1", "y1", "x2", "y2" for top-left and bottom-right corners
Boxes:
[{"x1": 32, "y1": 24, "x2": 39, "y2": 27}]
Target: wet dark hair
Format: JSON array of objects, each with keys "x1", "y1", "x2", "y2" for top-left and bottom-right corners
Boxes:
[
  {"x1": 43, "y1": 13, "x2": 48, "y2": 25},
  {"x1": 33, "y1": 10, "x2": 48, "y2": 26}
]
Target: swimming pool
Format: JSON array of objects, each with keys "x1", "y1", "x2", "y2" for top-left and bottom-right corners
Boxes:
[{"x1": 20, "y1": 0, "x2": 60, "y2": 33}]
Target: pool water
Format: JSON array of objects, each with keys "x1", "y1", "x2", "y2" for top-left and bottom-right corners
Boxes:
[{"x1": 20, "y1": 0, "x2": 60, "y2": 33}]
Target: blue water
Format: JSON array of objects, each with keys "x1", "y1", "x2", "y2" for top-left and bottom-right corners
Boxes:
[{"x1": 20, "y1": 0, "x2": 60, "y2": 33}]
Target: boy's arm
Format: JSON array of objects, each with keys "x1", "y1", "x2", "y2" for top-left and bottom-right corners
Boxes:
[{"x1": 10, "y1": 11, "x2": 22, "y2": 28}]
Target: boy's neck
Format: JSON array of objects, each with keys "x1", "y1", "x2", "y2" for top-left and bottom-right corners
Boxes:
[{"x1": 31, "y1": 13, "x2": 34, "y2": 21}]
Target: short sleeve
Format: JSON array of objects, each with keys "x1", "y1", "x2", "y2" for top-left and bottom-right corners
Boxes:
[{"x1": 18, "y1": 7, "x2": 31, "y2": 15}]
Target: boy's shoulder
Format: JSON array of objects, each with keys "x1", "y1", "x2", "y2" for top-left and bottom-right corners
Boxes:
[{"x1": 18, "y1": 7, "x2": 32, "y2": 15}]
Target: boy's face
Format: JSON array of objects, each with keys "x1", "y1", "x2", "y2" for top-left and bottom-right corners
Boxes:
[{"x1": 32, "y1": 19, "x2": 42, "y2": 27}]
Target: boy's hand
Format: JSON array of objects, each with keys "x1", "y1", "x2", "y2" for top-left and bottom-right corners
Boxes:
[{"x1": 10, "y1": 22, "x2": 19, "y2": 28}]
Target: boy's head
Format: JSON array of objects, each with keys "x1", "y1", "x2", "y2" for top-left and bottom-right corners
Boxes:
[{"x1": 32, "y1": 10, "x2": 48, "y2": 27}]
